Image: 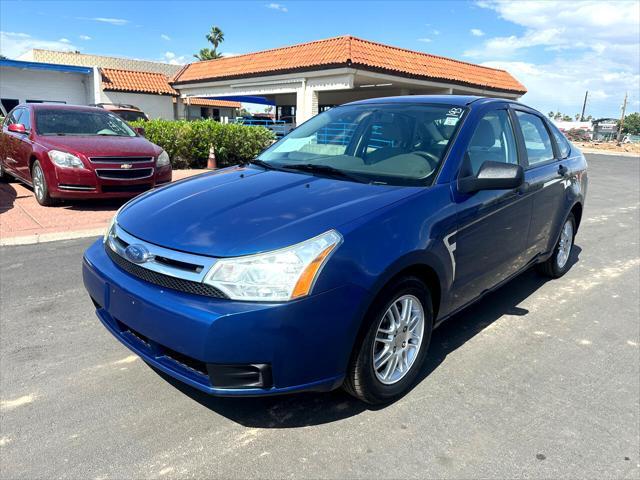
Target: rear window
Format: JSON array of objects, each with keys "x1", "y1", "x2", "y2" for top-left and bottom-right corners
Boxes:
[
  {"x1": 515, "y1": 111, "x2": 555, "y2": 166},
  {"x1": 114, "y1": 110, "x2": 147, "y2": 122},
  {"x1": 549, "y1": 123, "x2": 572, "y2": 159}
]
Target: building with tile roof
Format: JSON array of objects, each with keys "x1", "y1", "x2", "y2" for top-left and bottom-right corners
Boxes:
[{"x1": 173, "y1": 35, "x2": 526, "y2": 124}]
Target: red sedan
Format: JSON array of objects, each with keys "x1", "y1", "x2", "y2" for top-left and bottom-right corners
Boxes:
[{"x1": 0, "y1": 104, "x2": 171, "y2": 206}]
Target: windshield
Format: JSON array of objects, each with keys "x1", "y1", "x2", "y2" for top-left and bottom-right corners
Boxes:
[
  {"x1": 113, "y1": 110, "x2": 147, "y2": 122},
  {"x1": 36, "y1": 109, "x2": 137, "y2": 136},
  {"x1": 257, "y1": 103, "x2": 466, "y2": 185}
]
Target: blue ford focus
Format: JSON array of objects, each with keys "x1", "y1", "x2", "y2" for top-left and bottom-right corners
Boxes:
[{"x1": 83, "y1": 96, "x2": 587, "y2": 404}]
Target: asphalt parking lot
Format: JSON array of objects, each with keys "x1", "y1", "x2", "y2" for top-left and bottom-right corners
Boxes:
[{"x1": 1, "y1": 153, "x2": 638, "y2": 479}]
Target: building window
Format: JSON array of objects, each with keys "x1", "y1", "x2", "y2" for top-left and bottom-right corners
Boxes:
[{"x1": 1, "y1": 98, "x2": 19, "y2": 115}]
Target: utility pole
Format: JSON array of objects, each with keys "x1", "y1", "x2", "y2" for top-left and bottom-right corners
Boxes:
[
  {"x1": 617, "y1": 92, "x2": 628, "y2": 143},
  {"x1": 580, "y1": 91, "x2": 588, "y2": 121}
]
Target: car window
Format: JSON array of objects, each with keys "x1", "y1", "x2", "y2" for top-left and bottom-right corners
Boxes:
[
  {"x1": 115, "y1": 110, "x2": 147, "y2": 122},
  {"x1": 35, "y1": 109, "x2": 136, "y2": 137},
  {"x1": 548, "y1": 123, "x2": 571, "y2": 159},
  {"x1": 516, "y1": 111, "x2": 555, "y2": 166},
  {"x1": 258, "y1": 103, "x2": 466, "y2": 186},
  {"x1": 19, "y1": 109, "x2": 31, "y2": 131},
  {"x1": 465, "y1": 109, "x2": 518, "y2": 175},
  {"x1": 4, "y1": 109, "x2": 22, "y2": 127}
]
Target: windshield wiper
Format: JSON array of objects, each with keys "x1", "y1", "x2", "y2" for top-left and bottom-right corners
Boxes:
[
  {"x1": 282, "y1": 164, "x2": 369, "y2": 183},
  {"x1": 247, "y1": 159, "x2": 281, "y2": 170}
]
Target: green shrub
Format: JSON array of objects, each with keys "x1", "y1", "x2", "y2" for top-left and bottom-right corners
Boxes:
[{"x1": 131, "y1": 119, "x2": 275, "y2": 169}]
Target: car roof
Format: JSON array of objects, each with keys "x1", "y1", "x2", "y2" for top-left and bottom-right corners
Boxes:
[
  {"x1": 25, "y1": 103, "x2": 107, "y2": 113},
  {"x1": 345, "y1": 95, "x2": 519, "y2": 108}
]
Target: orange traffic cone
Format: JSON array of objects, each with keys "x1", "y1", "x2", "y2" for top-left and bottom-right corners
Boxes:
[{"x1": 207, "y1": 145, "x2": 217, "y2": 170}]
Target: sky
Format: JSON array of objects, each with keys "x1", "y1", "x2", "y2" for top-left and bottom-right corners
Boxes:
[{"x1": 1, "y1": 0, "x2": 639, "y2": 119}]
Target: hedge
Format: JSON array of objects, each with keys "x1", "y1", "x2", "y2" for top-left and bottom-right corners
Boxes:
[{"x1": 130, "y1": 119, "x2": 275, "y2": 169}]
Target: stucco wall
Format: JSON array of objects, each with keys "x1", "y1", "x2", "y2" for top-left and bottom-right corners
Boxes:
[
  {"x1": 0, "y1": 66, "x2": 92, "y2": 106},
  {"x1": 100, "y1": 91, "x2": 175, "y2": 119}
]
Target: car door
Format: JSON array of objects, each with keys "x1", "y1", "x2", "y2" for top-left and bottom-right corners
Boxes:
[
  {"x1": 1, "y1": 108, "x2": 24, "y2": 177},
  {"x1": 512, "y1": 109, "x2": 567, "y2": 258},
  {"x1": 12, "y1": 108, "x2": 34, "y2": 180},
  {"x1": 450, "y1": 107, "x2": 533, "y2": 310}
]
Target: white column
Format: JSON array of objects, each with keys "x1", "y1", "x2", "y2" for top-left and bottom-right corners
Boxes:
[
  {"x1": 295, "y1": 79, "x2": 318, "y2": 125},
  {"x1": 91, "y1": 67, "x2": 102, "y2": 104}
]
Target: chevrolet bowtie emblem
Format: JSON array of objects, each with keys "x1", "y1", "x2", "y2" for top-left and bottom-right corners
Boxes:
[{"x1": 121, "y1": 163, "x2": 133, "y2": 169}]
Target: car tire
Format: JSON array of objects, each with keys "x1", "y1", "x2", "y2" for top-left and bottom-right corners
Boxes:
[
  {"x1": 32, "y1": 160, "x2": 56, "y2": 206},
  {"x1": 343, "y1": 276, "x2": 433, "y2": 405},
  {"x1": 537, "y1": 213, "x2": 576, "y2": 278}
]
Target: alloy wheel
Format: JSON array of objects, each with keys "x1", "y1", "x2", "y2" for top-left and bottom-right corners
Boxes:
[
  {"x1": 556, "y1": 219, "x2": 574, "y2": 269},
  {"x1": 33, "y1": 164, "x2": 45, "y2": 201},
  {"x1": 372, "y1": 294, "x2": 425, "y2": 385}
]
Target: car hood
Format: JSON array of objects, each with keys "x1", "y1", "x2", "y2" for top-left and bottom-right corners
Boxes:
[
  {"x1": 117, "y1": 166, "x2": 421, "y2": 257},
  {"x1": 36, "y1": 135, "x2": 159, "y2": 157}
]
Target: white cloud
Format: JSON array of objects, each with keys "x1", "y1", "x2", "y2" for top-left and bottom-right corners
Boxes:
[
  {"x1": 483, "y1": 55, "x2": 638, "y2": 118},
  {"x1": 162, "y1": 51, "x2": 187, "y2": 65},
  {"x1": 417, "y1": 38, "x2": 432, "y2": 43},
  {"x1": 80, "y1": 17, "x2": 129, "y2": 26},
  {"x1": 266, "y1": 3, "x2": 288, "y2": 12},
  {"x1": 0, "y1": 31, "x2": 78, "y2": 58},
  {"x1": 467, "y1": 1, "x2": 639, "y2": 118},
  {"x1": 161, "y1": 34, "x2": 171, "y2": 41},
  {"x1": 59, "y1": 38, "x2": 71, "y2": 43},
  {"x1": 470, "y1": 28, "x2": 485, "y2": 36},
  {"x1": 468, "y1": 1, "x2": 639, "y2": 60},
  {"x1": 79, "y1": 35, "x2": 91, "y2": 41},
  {"x1": 431, "y1": 29, "x2": 440, "y2": 35}
]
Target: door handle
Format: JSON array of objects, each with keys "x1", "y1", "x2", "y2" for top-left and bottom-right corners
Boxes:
[{"x1": 558, "y1": 164, "x2": 569, "y2": 177}]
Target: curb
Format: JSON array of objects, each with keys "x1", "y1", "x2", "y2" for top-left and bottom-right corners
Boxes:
[
  {"x1": 581, "y1": 149, "x2": 640, "y2": 158},
  {"x1": 0, "y1": 228, "x2": 104, "y2": 247}
]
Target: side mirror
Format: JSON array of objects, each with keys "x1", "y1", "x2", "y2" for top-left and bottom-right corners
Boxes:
[
  {"x1": 458, "y1": 161, "x2": 524, "y2": 194},
  {"x1": 134, "y1": 126, "x2": 145, "y2": 136},
  {"x1": 8, "y1": 123, "x2": 27, "y2": 134}
]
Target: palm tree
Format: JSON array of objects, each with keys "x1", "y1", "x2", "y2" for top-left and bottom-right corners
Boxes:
[
  {"x1": 194, "y1": 26, "x2": 225, "y2": 60},
  {"x1": 206, "y1": 26, "x2": 225, "y2": 54},
  {"x1": 194, "y1": 48, "x2": 217, "y2": 61}
]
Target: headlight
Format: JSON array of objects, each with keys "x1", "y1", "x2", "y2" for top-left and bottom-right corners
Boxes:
[
  {"x1": 157, "y1": 150, "x2": 170, "y2": 167},
  {"x1": 48, "y1": 149, "x2": 84, "y2": 168},
  {"x1": 103, "y1": 213, "x2": 117, "y2": 244},
  {"x1": 203, "y1": 230, "x2": 342, "y2": 301}
]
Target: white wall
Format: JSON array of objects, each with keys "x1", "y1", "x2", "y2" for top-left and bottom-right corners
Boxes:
[
  {"x1": 100, "y1": 91, "x2": 175, "y2": 119},
  {"x1": 0, "y1": 66, "x2": 92, "y2": 106}
]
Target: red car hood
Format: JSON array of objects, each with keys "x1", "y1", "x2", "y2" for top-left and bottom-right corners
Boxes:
[{"x1": 36, "y1": 135, "x2": 160, "y2": 157}]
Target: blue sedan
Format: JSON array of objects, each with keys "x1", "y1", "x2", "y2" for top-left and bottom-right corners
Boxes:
[{"x1": 83, "y1": 96, "x2": 587, "y2": 404}]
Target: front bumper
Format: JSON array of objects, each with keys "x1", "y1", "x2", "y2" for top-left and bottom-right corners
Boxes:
[
  {"x1": 82, "y1": 240, "x2": 367, "y2": 396},
  {"x1": 49, "y1": 164, "x2": 172, "y2": 199}
]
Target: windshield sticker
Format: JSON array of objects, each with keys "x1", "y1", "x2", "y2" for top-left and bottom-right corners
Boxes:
[
  {"x1": 444, "y1": 117, "x2": 459, "y2": 126},
  {"x1": 447, "y1": 107, "x2": 464, "y2": 117}
]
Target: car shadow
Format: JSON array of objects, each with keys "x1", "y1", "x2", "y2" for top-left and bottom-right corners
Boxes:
[
  {"x1": 0, "y1": 181, "x2": 18, "y2": 214},
  {"x1": 148, "y1": 246, "x2": 582, "y2": 428}
]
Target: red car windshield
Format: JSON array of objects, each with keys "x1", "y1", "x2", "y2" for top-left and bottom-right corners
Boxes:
[{"x1": 36, "y1": 110, "x2": 136, "y2": 137}]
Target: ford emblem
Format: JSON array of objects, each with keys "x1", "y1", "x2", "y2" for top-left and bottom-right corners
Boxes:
[{"x1": 124, "y1": 244, "x2": 151, "y2": 264}]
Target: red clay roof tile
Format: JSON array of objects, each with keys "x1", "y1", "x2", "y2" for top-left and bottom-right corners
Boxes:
[
  {"x1": 172, "y1": 36, "x2": 526, "y2": 94},
  {"x1": 101, "y1": 68, "x2": 177, "y2": 95}
]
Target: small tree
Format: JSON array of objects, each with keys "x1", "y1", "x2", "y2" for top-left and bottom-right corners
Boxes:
[
  {"x1": 548, "y1": 111, "x2": 554, "y2": 118},
  {"x1": 621, "y1": 112, "x2": 640, "y2": 135}
]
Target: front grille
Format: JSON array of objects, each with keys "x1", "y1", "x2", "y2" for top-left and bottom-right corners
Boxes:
[
  {"x1": 90, "y1": 156, "x2": 154, "y2": 164},
  {"x1": 106, "y1": 245, "x2": 227, "y2": 298},
  {"x1": 102, "y1": 184, "x2": 152, "y2": 193},
  {"x1": 96, "y1": 168, "x2": 153, "y2": 180}
]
